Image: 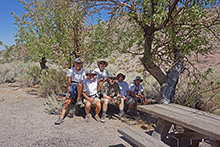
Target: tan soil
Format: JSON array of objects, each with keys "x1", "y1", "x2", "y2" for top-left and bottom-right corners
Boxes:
[{"x1": 0, "y1": 82, "x2": 153, "y2": 147}]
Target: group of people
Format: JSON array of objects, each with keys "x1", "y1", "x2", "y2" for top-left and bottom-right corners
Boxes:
[{"x1": 55, "y1": 58, "x2": 147, "y2": 125}]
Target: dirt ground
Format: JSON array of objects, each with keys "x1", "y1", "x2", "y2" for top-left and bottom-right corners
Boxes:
[
  {"x1": 0, "y1": 82, "x2": 155, "y2": 147},
  {"x1": 0, "y1": 82, "x2": 213, "y2": 147}
]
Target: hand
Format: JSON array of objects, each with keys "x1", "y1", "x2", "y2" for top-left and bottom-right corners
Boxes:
[
  {"x1": 89, "y1": 98, "x2": 95, "y2": 103},
  {"x1": 66, "y1": 93, "x2": 70, "y2": 98}
]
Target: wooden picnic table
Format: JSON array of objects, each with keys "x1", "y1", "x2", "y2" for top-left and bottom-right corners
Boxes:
[{"x1": 138, "y1": 103, "x2": 220, "y2": 147}]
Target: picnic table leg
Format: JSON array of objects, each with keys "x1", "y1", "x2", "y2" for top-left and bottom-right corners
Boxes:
[{"x1": 152, "y1": 118, "x2": 172, "y2": 141}]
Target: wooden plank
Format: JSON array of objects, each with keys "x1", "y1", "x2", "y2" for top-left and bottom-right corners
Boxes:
[
  {"x1": 138, "y1": 104, "x2": 220, "y2": 141},
  {"x1": 169, "y1": 104, "x2": 220, "y2": 121},
  {"x1": 155, "y1": 104, "x2": 220, "y2": 127},
  {"x1": 118, "y1": 126, "x2": 169, "y2": 147}
]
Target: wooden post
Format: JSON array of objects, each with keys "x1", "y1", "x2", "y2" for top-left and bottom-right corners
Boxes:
[{"x1": 152, "y1": 118, "x2": 172, "y2": 141}]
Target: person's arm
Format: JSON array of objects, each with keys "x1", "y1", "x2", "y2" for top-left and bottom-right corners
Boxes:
[
  {"x1": 103, "y1": 94, "x2": 112, "y2": 100},
  {"x1": 141, "y1": 91, "x2": 145, "y2": 98},
  {"x1": 125, "y1": 90, "x2": 130, "y2": 99},
  {"x1": 82, "y1": 92, "x2": 94, "y2": 103}
]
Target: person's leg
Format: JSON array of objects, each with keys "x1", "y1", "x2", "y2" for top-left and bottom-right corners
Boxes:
[
  {"x1": 85, "y1": 101, "x2": 91, "y2": 115},
  {"x1": 100, "y1": 99, "x2": 109, "y2": 123},
  {"x1": 127, "y1": 96, "x2": 135, "y2": 113},
  {"x1": 118, "y1": 98, "x2": 124, "y2": 114},
  {"x1": 102, "y1": 99, "x2": 109, "y2": 114},
  {"x1": 128, "y1": 104, "x2": 132, "y2": 112},
  {"x1": 60, "y1": 98, "x2": 72, "y2": 119},
  {"x1": 133, "y1": 97, "x2": 138, "y2": 113},
  {"x1": 142, "y1": 98, "x2": 147, "y2": 105},
  {"x1": 77, "y1": 82, "x2": 83, "y2": 101},
  {"x1": 118, "y1": 98, "x2": 125, "y2": 121},
  {"x1": 95, "y1": 101, "x2": 101, "y2": 116}
]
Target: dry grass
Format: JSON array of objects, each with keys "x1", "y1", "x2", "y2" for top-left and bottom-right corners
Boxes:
[{"x1": 175, "y1": 69, "x2": 220, "y2": 113}]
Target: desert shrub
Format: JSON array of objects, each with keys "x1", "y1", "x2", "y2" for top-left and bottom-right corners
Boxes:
[
  {"x1": 40, "y1": 68, "x2": 66, "y2": 96},
  {"x1": 44, "y1": 94, "x2": 76, "y2": 115},
  {"x1": 175, "y1": 69, "x2": 220, "y2": 113},
  {"x1": 21, "y1": 66, "x2": 42, "y2": 87},
  {"x1": 0, "y1": 61, "x2": 36, "y2": 84},
  {"x1": 142, "y1": 76, "x2": 161, "y2": 99},
  {"x1": 44, "y1": 94, "x2": 64, "y2": 114}
]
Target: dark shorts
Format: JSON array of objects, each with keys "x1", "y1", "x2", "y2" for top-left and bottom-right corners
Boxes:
[{"x1": 69, "y1": 83, "x2": 77, "y2": 99}]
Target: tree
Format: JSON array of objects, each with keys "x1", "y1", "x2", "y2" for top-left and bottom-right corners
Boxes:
[
  {"x1": 84, "y1": 0, "x2": 220, "y2": 103},
  {"x1": 11, "y1": 0, "x2": 91, "y2": 68}
]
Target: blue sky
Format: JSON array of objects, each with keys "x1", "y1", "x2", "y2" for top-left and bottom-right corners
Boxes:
[
  {"x1": 0, "y1": 0, "x2": 109, "y2": 51},
  {"x1": 0, "y1": 0, "x2": 23, "y2": 51}
]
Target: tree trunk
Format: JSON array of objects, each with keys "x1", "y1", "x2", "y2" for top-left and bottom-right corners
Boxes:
[
  {"x1": 142, "y1": 30, "x2": 184, "y2": 103},
  {"x1": 40, "y1": 57, "x2": 47, "y2": 70},
  {"x1": 160, "y1": 57, "x2": 184, "y2": 104}
]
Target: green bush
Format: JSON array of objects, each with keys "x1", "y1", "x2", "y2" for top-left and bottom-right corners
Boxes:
[{"x1": 40, "y1": 68, "x2": 66, "y2": 96}]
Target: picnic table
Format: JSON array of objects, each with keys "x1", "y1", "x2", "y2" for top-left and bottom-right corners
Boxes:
[{"x1": 137, "y1": 103, "x2": 220, "y2": 147}]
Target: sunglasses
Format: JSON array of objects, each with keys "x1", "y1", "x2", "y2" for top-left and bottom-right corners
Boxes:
[
  {"x1": 75, "y1": 62, "x2": 82, "y2": 65},
  {"x1": 109, "y1": 78, "x2": 116, "y2": 80}
]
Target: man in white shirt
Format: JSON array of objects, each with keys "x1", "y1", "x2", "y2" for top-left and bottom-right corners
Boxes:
[
  {"x1": 94, "y1": 60, "x2": 109, "y2": 93},
  {"x1": 55, "y1": 58, "x2": 86, "y2": 125},
  {"x1": 82, "y1": 70, "x2": 101, "y2": 122},
  {"x1": 128, "y1": 76, "x2": 146, "y2": 116}
]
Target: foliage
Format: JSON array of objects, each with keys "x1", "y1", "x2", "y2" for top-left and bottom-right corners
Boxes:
[
  {"x1": 44, "y1": 94, "x2": 64, "y2": 114},
  {"x1": 40, "y1": 68, "x2": 66, "y2": 96},
  {"x1": 44, "y1": 94, "x2": 76, "y2": 116},
  {"x1": 11, "y1": 0, "x2": 92, "y2": 67},
  {"x1": 86, "y1": 0, "x2": 220, "y2": 86},
  {"x1": 176, "y1": 68, "x2": 220, "y2": 112}
]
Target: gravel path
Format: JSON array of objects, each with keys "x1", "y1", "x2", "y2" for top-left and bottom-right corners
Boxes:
[{"x1": 0, "y1": 83, "x2": 133, "y2": 147}]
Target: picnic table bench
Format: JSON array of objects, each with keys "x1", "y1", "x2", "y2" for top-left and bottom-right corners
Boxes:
[{"x1": 137, "y1": 104, "x2": 220, "y2": 147}]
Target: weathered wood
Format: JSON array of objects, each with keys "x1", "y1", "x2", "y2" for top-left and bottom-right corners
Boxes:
[
  {"x1": 152, "y1": 119, "x2": 172, "y2": 141},
  {"x1": 118, "y1": 126, "x2": 169, "y2": 147},
  {"x1": 138, "y1": 104, "x2": 220, "y2": 141},
  {"x1": 175, "y1": 132, "x2": 209, "y2": 140},
  {"x1": 156, "y1": 104, "x2": 220, "y2": 126}
]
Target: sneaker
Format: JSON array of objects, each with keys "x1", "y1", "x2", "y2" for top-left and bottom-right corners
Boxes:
[
  {"x1": 94, "y1": 115, "x2": 100, "y2": 122},
  {"x1": 100, "y1": 114, "x2": 106, "y2": 123},
  {"x1": 54, "y1": 118, "x2": 64, "y2": 125},
  {"x1": 77, "y1": 99, "x2": 83, "y2": 105},
  {"x1": 85, "y1": 114, "x2": 91, "y2": 122}
]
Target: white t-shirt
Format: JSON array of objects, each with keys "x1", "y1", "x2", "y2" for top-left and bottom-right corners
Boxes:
[
  {"x1": 117, "y1": 81, "x2": 129, "y2": 97},
  {"x1": 66, "y1": 67, "x2": 86, "y2": 83},
  {"x1": 129, "y1": 82, "x2": 143, "y2": 95},
  {"x1": 94, "y1": 68, "x2": 109, "y2": 80},
  {"x1": 83, "y1": 78, "x2": 98, "y2": 96}
]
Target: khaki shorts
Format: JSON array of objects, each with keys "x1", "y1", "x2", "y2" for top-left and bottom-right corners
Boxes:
[
  {"x1": 83, "y1": 97, "x2": 100, "y2": 105},
  {"x1": 101, "y1": 97, "x2": 120, "y2": 105}
]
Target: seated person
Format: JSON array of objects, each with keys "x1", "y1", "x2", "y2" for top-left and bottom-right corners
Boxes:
[
  {"x1": 100, "y1": 74, "x2": 124, "y2": 123},
  {"x1": 94, "y1": 60, "x2": 109, "y2": 93},
  {"x1": 55, "y1": 58, "x2": 86, "y2": 125},
  {"x1": 82, "y1": 70, "x2": 101, "y2": 122},
  {"x1": 116, "y1": 73, "x2": 130, "y2": 102},
  {"x1": 127, "y1": 76, "x2": 147, "y2": 116}
]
